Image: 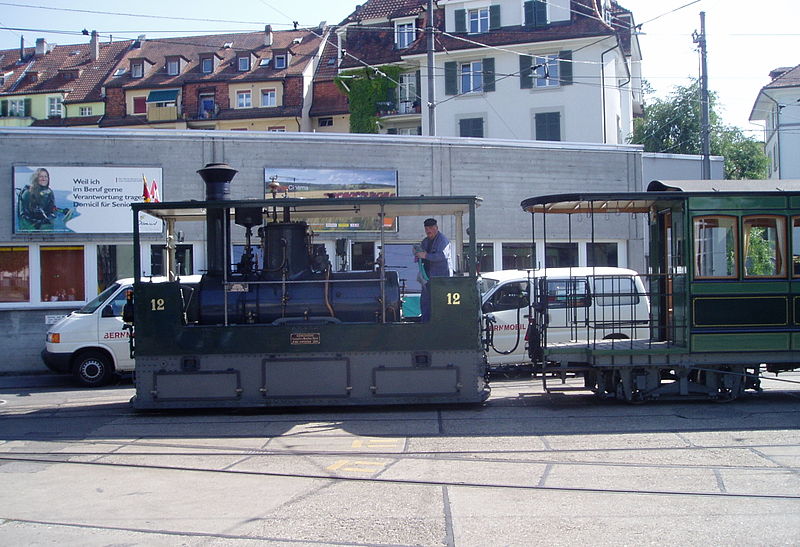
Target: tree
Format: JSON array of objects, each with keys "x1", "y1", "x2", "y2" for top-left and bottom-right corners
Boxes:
[
  {"x1": 334, "y1": 66, "x2": 403, "y2": 134},
  {"x1": 630, "y1": 80, "x2": 768, "y2": 179}
]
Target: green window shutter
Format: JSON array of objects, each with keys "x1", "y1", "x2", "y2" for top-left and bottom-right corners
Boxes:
[
  {"x1": 489, "y1": 5, "x2": 501, "y2": 30},
  {"x1": 455, "y1": 9, "x2": 466, "y2": 33},
  {"x1": 0, "y1": 100, "x2": 7, "y2": 117},
  {"x1": 534, "y1": 0, "x2": 548, "y2": 28},
  {"x1": 459, "y1": 117, "x2": 484, "y2": 138},
  {"x1": 444, "y1": 61, "x2": 458, "y2": 95},
  {"x1": 23, "y1": 98, "x2": 31, "y2": 116},
  {"x1": 559, "y1": 50, "x2": 573, "y2": 85},
  {"x1": 482, "y1": 57, "x2": 495, "y2": 92},
  {"x1": 523, "y1": 1, "x2": 534, "y2": 26},
  {"x1": 535, "y1": 112, "x2": 561, "y2": 141},
  {"x1": 519, "y1": 55, "x2": 533, "y2": 89},
  {"x1": 415, "y1": 70, "x2": 421, "y2": 103}
]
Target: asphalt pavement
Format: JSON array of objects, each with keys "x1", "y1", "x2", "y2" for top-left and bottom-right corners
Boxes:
[{"x1": 1, "y1": 372, "x2": 799, "y2": 545}]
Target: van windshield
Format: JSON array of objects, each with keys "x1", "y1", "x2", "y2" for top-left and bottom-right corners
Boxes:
[
  {"x1": 76, "y1": 283, "x2": 121, "y2": 314},
  {"x1": 478, "y1": 277, "x2": 499, "y2": 295}
]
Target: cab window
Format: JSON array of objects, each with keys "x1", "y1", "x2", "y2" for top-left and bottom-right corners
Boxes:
[{"x1": 488, "y1": 281, "x2": 529, "y2": 311}]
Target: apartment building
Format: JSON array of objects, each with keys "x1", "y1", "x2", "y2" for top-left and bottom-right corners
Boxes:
[{"x1": 323, "y1": 0, "x2": 642, "y2": 143}]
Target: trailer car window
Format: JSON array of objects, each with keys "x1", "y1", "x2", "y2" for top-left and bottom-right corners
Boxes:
[
  {"x1": 694, "y1": 216, "x2": 738, "y2": 279},
  {"x1": 743, "y1": 216, "x2": 785, "y2": 278}
]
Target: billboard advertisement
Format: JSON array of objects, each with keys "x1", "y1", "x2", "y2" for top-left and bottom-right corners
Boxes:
[
  {"x1": 264, "y1": 168, "x2": 398, "y2": 232},
  {"x1": 13, "y1": 165, "x2": 163, "y2": 234}
]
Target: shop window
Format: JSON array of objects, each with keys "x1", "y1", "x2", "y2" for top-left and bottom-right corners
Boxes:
[
  {"x1": 463, "y1": 243, "x2": 494, "y2": 273},
  {"x1": 97, "y1": 245, "x2": 134, "y2": 292},
  {"x1": 588, "y1": 242, "x2": 618, "y2": 267},
  {"x1": 0, "y1": 246, "x2": 29, "y2": 302},
  {"x1": 694, "y1": 216, "x2": 737, "y2": 279},
  {"x1": 150, "y1": 244, "x2": 193, "y2": 276},
  {"x1": 545, "y1": 242, "x2": 577, "y2": 267},
  {"x1": 41, "y1": 246, "x2": 84, "y2": 302},
  {"x1": 743, "y1": 215, "x2": 785, "y2": 278},
  {"x1": 502, "y1": 243, "x2": 534, "y2": 270}
]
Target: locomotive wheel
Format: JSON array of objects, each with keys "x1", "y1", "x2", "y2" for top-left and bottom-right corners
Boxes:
[{"x1": 73, "y1": 350, "x2": 114, "y2": 387}]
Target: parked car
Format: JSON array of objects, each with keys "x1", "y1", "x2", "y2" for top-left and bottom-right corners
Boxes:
[
  {"x1": 42, "y1": 276, "x2": 201, "y2": 386},
  {"x1": 480, "y1": 267, "x2": 650, "y2": 366}
]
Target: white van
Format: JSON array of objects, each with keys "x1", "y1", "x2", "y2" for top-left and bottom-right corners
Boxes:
[
  {"x1": 480, "y1": 267, "x2": 650, "y2": 366},
  {"x1": 42, "y1": 276, "x2": 201, "y2": 386}
]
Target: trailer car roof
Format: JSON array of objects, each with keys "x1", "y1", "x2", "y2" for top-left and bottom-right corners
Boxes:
[{"x1": 133, "y1": 195, "x2": 482, "y2": 222}]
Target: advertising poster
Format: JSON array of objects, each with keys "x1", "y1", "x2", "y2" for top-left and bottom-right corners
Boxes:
[
  {"x1": 13, "y1": 166, "x2": 163, "y2": 234},
  {"x1": 264, "y1": 168, "x2": 398, "y2": 232}
]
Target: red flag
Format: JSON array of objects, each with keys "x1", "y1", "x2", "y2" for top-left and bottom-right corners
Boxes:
[
  {"x1": 142, "y1": 174, "x2": 151, "y2": 202},
  {"x1": 149, "y1": 180, "x2": 160, "y2": 202}
]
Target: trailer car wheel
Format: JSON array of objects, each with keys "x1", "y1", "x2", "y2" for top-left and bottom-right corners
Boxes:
[{"x1": 73, "y1": 350, "x2": 114, "y2": 387}]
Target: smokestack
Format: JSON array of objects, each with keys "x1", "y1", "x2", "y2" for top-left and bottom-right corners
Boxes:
[
  {"x1": 90, "y1": 30, "x2": 99, "y2": 61},
  {"x1": 197, "y1": 163, "x2": 238, "y2": 276},
  {"x1": 264, "y1": 25, "x2": 273, "y2": 47},
  {"x1": 19, "y1": 36, "x2": 24, "y2": 62},
  {"x1": 35, "y1": 38, "x2": 47, "y2": 56}
]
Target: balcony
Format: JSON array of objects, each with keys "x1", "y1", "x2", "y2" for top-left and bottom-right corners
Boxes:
[
  {"x1": 147, "y1": 105, "x2": 179, "y2": 122},
  {"x1": 376, "y1": 100, "x2": 421, "y2": 118}
]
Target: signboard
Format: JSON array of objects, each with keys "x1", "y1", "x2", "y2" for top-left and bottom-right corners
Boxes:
[
  {"x1": 13, "y1": 165, "x2": 163, "y2": 234},
  {"x1": 264, "y1": 168, "x2": 398, "y2": 232}
]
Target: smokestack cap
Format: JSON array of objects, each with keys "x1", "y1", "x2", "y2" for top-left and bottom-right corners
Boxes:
[{"x1": 197, "y1": 162, "x2": 238, "y2": 201}]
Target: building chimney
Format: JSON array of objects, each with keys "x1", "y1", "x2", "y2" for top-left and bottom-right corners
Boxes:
[
  {"x1": 264, "y1": 25, "x2": 273, "y2": 47},
  {"x1": 35, "y1": 38, "x2": 47, "y2": 56},
  {"x1": 19, "y1": 36, "x2": 24, "y2": 62},
  {"x1": 90, "y1": 30, "x2": 99, "y2": 61}
]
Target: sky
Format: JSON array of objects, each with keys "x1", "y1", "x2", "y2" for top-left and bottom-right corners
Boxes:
[{"x1": 0, "y1": 0, "x2": 797, "y2": 137}]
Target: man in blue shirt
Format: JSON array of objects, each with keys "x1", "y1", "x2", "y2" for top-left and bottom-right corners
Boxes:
[{"x1": 414, "y1": 218, "x2": 453, "y2": 322}]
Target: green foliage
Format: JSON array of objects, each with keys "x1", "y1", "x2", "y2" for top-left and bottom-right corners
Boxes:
[
  {"x1": 335, "y1": 65, "x2": 403, "y2": 134},
  {"x1": 630, "y1": 80, "x2": 768, "y2": 179},
  {"x1": 745, "y1": 227, "x2": 775, "y2": 276}
]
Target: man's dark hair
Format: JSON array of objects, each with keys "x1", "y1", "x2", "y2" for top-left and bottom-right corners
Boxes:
[{"x1": 423, "y1": 218, "x2": 437, "y2": 227}]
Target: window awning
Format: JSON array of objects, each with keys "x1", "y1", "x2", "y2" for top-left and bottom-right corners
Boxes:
[{"x1": 146, "y1": 89, "x2": 179, "y2": 103}]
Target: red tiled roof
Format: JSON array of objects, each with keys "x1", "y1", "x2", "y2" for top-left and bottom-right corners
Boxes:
[
  {"x1": 104, "y1": 29, "x2": 324, "y2": 90},
  {"x1": 764, "y1": 64, "x2": 800, "y2": 89},
  {"x1": 343, "y1": 0, "x2": 426, "y2": 23},
  {"x1": 0, "y1": 39, "x2": 132, "y2": 102}
]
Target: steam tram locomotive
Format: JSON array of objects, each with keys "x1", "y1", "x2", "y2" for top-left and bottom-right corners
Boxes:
[
  {"x1": 126, "y1": 163, "x2": 489, "y2": 409},
  {"x1": 521, "y1": 180, "x2": 800, "y2": 402}
]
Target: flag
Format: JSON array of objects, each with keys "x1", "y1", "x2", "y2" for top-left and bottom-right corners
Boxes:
[
  {"x1": 149, "y1": 179, "x2": 160, "y2": 202},
  {"x1": 142, "y1": 174, "x2": 151, "y2": 202}
]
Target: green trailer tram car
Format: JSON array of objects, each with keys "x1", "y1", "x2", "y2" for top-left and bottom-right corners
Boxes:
[
  {"x1": 124, "y1": 163, "x2": 489, "y2": 410},
  {"x1": 520, "y1": 180, "x2": 800, "y2": 402}
]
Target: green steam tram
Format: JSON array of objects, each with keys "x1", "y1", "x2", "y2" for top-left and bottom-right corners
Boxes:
[
  {"x1": 521, "y1": 180, "x2": 800, "y2": 402},
  {"x1": 125, "y1": 163, "x2": 489, "y2": 410}
]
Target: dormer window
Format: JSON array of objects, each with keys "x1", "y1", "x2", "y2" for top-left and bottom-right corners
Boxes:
[
  {"x1": 166, "y1": 59, "x2": 179, "y2": 76},
  {"x1": 131, "y1": 62, "x2": 144, "y2": 79},
  {"x1": 395, "y1": 22, "x2": 415, "y2": 49},
  {"x1": 274, "y1": 55, "x2": 286, "y2": 69},
  {"x1": 238, "y1": 55, "x2": 250, "y2": 71},
  {"x1": 201, "y1": 58, "x2": 213, "y2": 74}
]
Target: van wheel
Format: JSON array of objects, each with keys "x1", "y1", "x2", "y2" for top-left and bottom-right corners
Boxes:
[{"x1": 73, "y1": 350, "x2": 114, "y2": 387}]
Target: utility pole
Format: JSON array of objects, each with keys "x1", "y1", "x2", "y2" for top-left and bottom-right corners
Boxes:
[
  {"x1": 693, "y1": 11, "x2": 711, "y2": 179},
  {"x1": 426, "y1": 0, "x2": 436, "y2": 136}
]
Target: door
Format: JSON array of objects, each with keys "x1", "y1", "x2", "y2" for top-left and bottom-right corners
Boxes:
[
  {"x1": 97, "y1": 287, "x2": 134, "y2": 371},
  {"x1": 484, "y1": 281, "x2": 529, "y2": 364}
]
